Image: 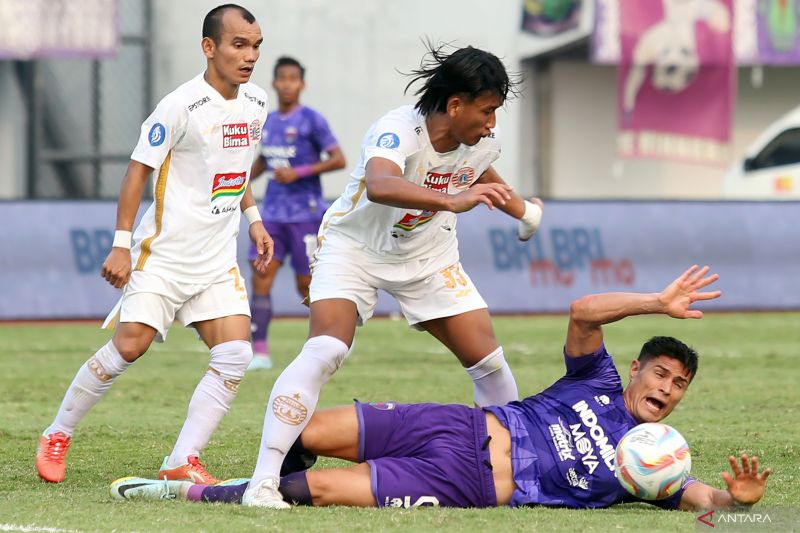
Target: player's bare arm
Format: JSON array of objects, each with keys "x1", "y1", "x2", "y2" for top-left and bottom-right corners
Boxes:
[
  {"x1": 240, "y1": 185, "x2": 273, "y2": 272},
  {"x1": 365, "y1": 157, "x2": 511, "y2": 213},
  {"x1": 476, "y1": 166, "x2": 544, "y2": 240},
  {"x1": 274, "y1": 146, "x2": 346, "y2": 184},
  {"x1": 678, "y1": 454, "x2": 772, "y2": 511},
  {"x1": 101, "y1": 160, "x2": 152, "y2": 289},
  {"x1": 565, "y1": 265, "x2": 721, "y2": 357},
  {"x1": 249, "y1": 155, "x2": 267, "y2": 182}
]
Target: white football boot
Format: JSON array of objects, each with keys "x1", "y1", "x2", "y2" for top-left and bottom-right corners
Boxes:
[{"x1": 241, "y1": 477, "x2": 290, "y2": 509}]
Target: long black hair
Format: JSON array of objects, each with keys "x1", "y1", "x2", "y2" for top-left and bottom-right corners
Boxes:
[{"x1": 404, "y1": 41, "x2": 519, "y2": 117}]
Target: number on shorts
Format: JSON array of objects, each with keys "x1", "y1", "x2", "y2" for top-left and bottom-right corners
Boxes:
[{"x1": 440, "y1": 264, "x2": 467, "y2": 289}]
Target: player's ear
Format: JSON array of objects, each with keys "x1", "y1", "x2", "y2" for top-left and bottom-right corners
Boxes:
[
  {"x1": 629, "y1": 359, "x2": 641, "y2": 380},
  {"x1": 446, "y1": 95, "x2": 463, "y2": 118},
  {"x1": 201, "y1": 36, "x2": 216, "y2": 60}
]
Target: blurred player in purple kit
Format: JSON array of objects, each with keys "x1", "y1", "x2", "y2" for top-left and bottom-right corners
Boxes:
[
  {"x1": 112, "y1": 266, "x2": 771, "y2": 511},
  {"x1": 247, "y1": 56, "x2": 346, "y2": 370}
]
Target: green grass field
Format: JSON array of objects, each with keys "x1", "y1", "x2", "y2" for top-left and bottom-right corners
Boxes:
[{"x1": 1, "y1": 313, "x2": 798, "y2": 532}]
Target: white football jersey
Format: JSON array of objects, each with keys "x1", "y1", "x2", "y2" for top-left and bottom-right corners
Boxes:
[
  {"x1": 129, "y1": 73, "x2": 268, "y2": 282},
  {"x1": 319, "y1": 105, "x2": 501, "y2": 261}
]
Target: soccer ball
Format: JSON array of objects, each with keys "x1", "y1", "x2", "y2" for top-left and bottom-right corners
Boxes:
[{"x1": 616, "y1": 423, "x2": 691, "y2": 500}]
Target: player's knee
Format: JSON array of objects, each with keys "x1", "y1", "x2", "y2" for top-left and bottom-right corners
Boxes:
[
  {"x1": 111, "y1": 336, "x2": 149, "y2": 361},
  {"x1": 209, "y1": 340, "x2": 252, "y2": 380},
  {"x1": 298, "y1": 335, "x2": 350, "y2": 376}
]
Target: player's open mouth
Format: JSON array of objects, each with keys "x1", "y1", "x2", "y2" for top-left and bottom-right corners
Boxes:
[
  {"x1": 239, "y1": 66, "x2": 253, "y2": 74},
  {"x1": 645, "y1": 397, "x2": 664, "y2": 411}
]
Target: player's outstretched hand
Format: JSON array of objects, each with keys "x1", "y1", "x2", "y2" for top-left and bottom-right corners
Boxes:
[
  {"x1": 250, "y1": 221, "x2": 274, "y2": 273},
  {"x1": 658, "y1": 265, "x2": 721, "y2": 319},
  {"x1": 449, "y1": 183, "x2": 512, "y2": 213},
  {"x1": 722, "y1": 454, "x2": 772, "y2": 506},
  {"x1": 101, "y1": 248, "x2": 132, "y2": 289}
]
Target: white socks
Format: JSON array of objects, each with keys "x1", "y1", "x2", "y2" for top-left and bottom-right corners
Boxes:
[
  {"x1": 166, "y1": 340, "x2": 252, "y2": 467},
  {"x1": 47, "y1": 341, "x2": 132, "y2": 436},
  {"x1": 251, "y1": 335, "x2": 349, "y2": 484},
  {"x1": 465, "y1": 347, "x2": 518, "y2": 407}
]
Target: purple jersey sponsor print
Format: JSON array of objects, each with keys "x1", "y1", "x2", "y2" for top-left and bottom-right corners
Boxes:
[
  {"x1": 260, "y1": 105, "x2": 339, "y2": 223},
  {"x1": 485, "y1": 344, "x2": 692, "y2": 509}
]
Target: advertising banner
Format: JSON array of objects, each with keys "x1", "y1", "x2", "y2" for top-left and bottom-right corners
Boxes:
[
  {"x1": 1, "y1": 201, "x2": 798, "y2": 320},
  {"x1": 617, "y1": 0, "x2": 735, "y2": 164}
]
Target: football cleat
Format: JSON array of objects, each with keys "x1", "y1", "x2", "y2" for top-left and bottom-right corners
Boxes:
[
  {"x1": 110, "y1": 476, "x2": 190, "y2": 501},
  {"x1": 158, "y1": 455, "x2": 219, "y2": 485},
  {"x1": 248, "y1": 355, "x2": 274, "y2": 371},
  {"x1": 241, "y1": 477, "x2": 290, "y2": 509},
  {"x1": 36, "y1": 431, "x2": 72, "y2": 483}
]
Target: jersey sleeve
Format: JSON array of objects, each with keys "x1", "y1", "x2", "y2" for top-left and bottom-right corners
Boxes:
[
  {"x1": 130, "y1": 93, "x2": 188, "y2": 170},
  {"x1": 309, "y1": 109, "x2": 340, "y2": 152},
  {"x1": 562, "y1": 344, "x2": 622, "y2": 388},
  {"x1": 643, "y1": 476, "x2": 697, "y2": 510},
  {"x1": 363, "y1": 115, "x2": 421, "y2": 173}
]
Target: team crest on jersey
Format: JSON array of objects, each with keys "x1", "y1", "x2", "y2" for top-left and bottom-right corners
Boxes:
[
  {"x1": 450, "y1": 167, "x2": 475, "y2": 190},
  {"x1": 222, "y1": 123, "x2": 249, "y2": 148},
  {"x1": 148, "y1": 123, "x2": 166, "y2": 147},
  {"x1": 285, "y1": 126, "x2": 298, "y2": 145},
  {"x1": 211, "y1": 172, "x2": 246, "y2": 201},
  {"x1": 249, "y1": 119, "x2": 261, "y2": 142}
]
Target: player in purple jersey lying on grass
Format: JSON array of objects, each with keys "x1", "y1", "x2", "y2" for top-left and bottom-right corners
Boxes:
[
  {"x1": 247, "y1": 56, "x2": 346, "y2": 370},
  {"x1": 111, "y1": 266, "x2": 771, "y2": 510}
]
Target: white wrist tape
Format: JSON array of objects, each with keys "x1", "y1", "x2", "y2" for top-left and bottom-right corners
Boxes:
[
  {"x1": 517, "y1": 200, "x2": 543, "y2": 241},
  {"x1": 112, "y1": 230, "x2": 132, "y2": 249},
  {"x1": 243, "y1": 205, "x2": 262, "y2": 225}
]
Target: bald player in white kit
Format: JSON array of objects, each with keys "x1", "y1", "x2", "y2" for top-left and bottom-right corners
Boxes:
[{"x1": 36, "y1": 4, "x2": 271, "y2": 485}]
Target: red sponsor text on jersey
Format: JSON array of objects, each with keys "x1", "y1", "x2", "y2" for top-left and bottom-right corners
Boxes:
[
  {"x1": 393, "y1": 172, "x2": 451, "y2": 231},
  {"x1": 222, "y1": 123, "x2": 249, "y2": 148},
  {"x1": 211, "y1": 172, "x2": 246, "y2": 200}
]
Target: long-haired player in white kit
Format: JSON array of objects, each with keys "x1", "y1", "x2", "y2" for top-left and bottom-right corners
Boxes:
[
  {"x1": 242, "y1": 44, "x2": 545, "y2": 507},
  {"x1": 35, "y1": 4, "x2": 272, "y2": 485}
]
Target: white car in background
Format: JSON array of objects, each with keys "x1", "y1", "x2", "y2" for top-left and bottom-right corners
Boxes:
[{"x1": 723, "y1": 105, "x2": 800, "y2": 199}]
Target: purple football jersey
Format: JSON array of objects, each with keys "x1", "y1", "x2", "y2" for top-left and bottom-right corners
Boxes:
[
  {"x1": 485, "y1": 344, "x2": 692, "y2": 509},
  {"x1": 259, "y1": 105, "x2": 339, "y2": 223}
]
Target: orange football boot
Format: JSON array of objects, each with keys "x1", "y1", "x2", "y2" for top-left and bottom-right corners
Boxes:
[
  {"x1": 36, "y1": 432, "x2": 72, "y2": 483},
  {"x1": 157, "y1": 455, "x2": 219, "y2": 485}
]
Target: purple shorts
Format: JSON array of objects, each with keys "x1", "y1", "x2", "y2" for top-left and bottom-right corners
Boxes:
[
  {"x1": 356, "y1": 401, "x2": 497, "y2": 509},
  {"x1": 248, "y1": 220, "x2": 320, "y2": 275}
]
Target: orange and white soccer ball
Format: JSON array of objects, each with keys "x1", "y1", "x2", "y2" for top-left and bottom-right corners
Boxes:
[{"x1": 616, "y1": 423, "x2": 691, "y2": 500}]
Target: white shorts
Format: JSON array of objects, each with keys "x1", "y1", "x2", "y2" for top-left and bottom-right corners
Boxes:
[
  {"x1": 101, "y1": 267, "x2": 250, "y2": 341},
  {"x1": 310, "y1": 231, "x2": 487, "y2": 327}
]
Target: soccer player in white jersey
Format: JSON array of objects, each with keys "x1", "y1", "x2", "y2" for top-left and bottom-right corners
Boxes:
[
  {"x1": 241, "y1": 44, "x2": 546, "y2": 507},
  {"x1": 35, "y1": 4, "x2": 271, "y2": 485}
]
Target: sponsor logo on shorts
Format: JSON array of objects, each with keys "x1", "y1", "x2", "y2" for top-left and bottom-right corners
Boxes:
[
  {"x1": 250, "y1": 119, "x2": 262, "y2": 142},
  {"x1": 384, "y1": 495, "x2": 440, "y2": 508},
  {"x1": 211, "y1": 172, "x2": 246, "y2": 201},
  {"x1": 148, "y1": 123, "x2": 166, "y2": 147},
  {"x1": 222, "y1": 123, "x2": 250, "y2": 148},
  {"x1": 368, "y1": 401, "x2": 396, "y2": 411},
  {"x1": 273, "y1": 393, "x2": 308, "y2": 425},
  {"x1": 450, "y1": 167, "x2": 475, "y2": 190},
  {"x1": 376, "y1": 132, "x2": 400, "y2": 149}
]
